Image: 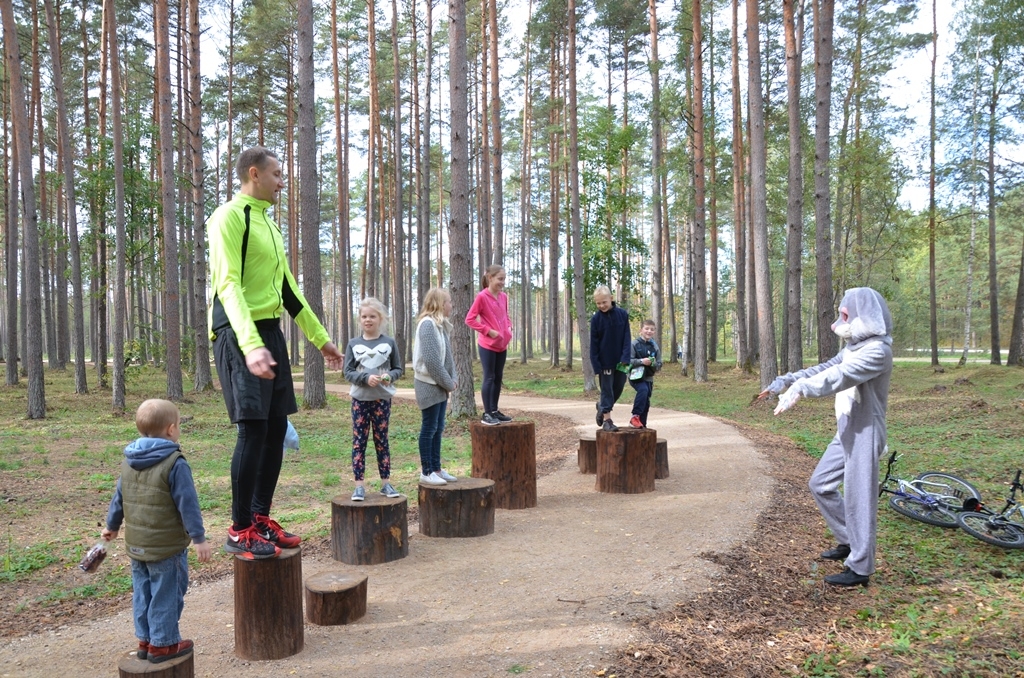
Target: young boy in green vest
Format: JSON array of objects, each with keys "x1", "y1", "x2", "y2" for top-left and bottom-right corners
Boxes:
[{"x1": 102, "y1": 399, "x2": 212, "y2": 664}]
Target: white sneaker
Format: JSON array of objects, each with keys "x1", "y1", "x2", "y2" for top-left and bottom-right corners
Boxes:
[
  {"x1": 420, "y1": 472, "x2": 447, "y2": 485},
  {"x1": 438, "y1": 469, "x2": 457, "y2": 482}
]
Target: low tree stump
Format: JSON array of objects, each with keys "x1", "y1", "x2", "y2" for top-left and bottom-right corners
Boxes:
[
  {"x1": 233, "y1": 547, "x2": 303, "y2": 660},
  {"x1": 331, "y1": 494, "x2": 408, "y2": 565},
  {"x1": 595, "y1": 428, "x2": 656, "y2": 494},
  {"x1": 118, "y1": 650, "x2": 194, "y2": 678},
  {"x1": 305, "y1": 570, "x2": 368, "y2": 626},
  {"x1": 419, "y1": 477, "x2": 496, "y2": 537},
  {"x1": 655, "y1": 437, "x2": 669, "y2": 479},
  {"x1": 470, "y1": 420, "x2": 537, "y2": 509},
  {"x1": 578, "y1": 433, "x2": 597, "y2": 474}
]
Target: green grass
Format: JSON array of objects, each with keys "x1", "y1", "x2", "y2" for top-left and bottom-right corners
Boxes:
[{"x1": 2, "y1": 357, "x2": 1022, "y2": 673}]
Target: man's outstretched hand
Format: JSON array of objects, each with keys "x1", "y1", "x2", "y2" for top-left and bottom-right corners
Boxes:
[{"x1": 321, "y1": 342, "x2": 343, "y2": 370}]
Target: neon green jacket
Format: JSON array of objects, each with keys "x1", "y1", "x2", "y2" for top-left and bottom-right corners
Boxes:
[{"x1": 207, "y1": 193, "x2": 330, "y2": 355}]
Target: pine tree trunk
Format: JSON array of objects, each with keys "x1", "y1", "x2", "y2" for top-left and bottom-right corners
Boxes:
[
  {"x1": 730, "y1": 0, "x2": 749, "y2": 371},
  {"x1": 692, "y1": 0, "x2": 708, "y2": 382},
  {"x1": 155, "y1": 0, "x2": 182, "y2": 399},
  {"x1": 448, "y1": 0, "x2": 476, "y2": 418},
  {"x1": 783, "y1": 0, "x2": 804, "y2": 373},
  {"x1": 1, "y1": 0, "x2": 46, "y2": 416},
  {"x1": 105, "y1": 0, "x2": 127, "y2": 409},
  {"x1": 813, "y1": 0, "x2": 837, "y2": 362},
  {"x1": 746, "y1": 0, "x2": 778, "y2": 388}
]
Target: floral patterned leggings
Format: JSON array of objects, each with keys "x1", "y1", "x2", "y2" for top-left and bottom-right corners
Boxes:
[{"x1": 351, "y1": 398, "x2": 392, "y2": 481}]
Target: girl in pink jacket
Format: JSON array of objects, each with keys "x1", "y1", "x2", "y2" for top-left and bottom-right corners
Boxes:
[{"x1": 466, "y1": 265, "x2": 513, "y2": 425}]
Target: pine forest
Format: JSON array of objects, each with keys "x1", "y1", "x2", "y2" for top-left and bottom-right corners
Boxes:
[{"x1": 1, "y1": 0, "x2": 1023, "y2": 417}]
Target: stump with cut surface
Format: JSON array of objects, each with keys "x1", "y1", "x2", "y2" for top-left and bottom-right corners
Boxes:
[
  {"x1": 117, "y1": 650, "x2": 194, "y2": 678},
  {"x1": 233, "y1": 547, "x2": 303, "y2": 660},
  {"x1": 419, "y1": 477, "x2": 495, "y2": 537},
  {"x1": 331, "y1": 494, "x2": 408, "y2": 565},
  {"x1": 655, "y1": 437, "x2": 669, "y2": 479},
  {"x1": 305, "y1": 570, "x2": 368, "y2": 626},
  {"x1": 595, "y1": 428, "x2": 656, "y2": 494},
  {"x1": 470, "y1": 420, "x2": 537, "y2": 509},
  {"x1": 578, "y1": 433, "x2": 597, "y2": 474}
]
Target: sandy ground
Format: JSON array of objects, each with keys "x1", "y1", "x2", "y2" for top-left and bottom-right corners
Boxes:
[{"x1": 0, "y1": 392, "x2": 770, "y2": 678}]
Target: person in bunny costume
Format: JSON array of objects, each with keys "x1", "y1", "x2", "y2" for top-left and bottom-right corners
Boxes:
[{"x1": 759, "y1": 287, "x2": 893, "y2": 587}]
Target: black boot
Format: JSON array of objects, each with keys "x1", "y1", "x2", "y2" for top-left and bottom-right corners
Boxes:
[
  {"x1": 824, "y1": 567, "x2": 869, "y2": 587},
  {"x1": 820, "y1": 544, "x2": 851, "y2": 561}
]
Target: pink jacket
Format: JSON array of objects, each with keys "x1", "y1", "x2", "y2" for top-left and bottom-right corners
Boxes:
[{"x1": 465, "y1": 289, "x2": 513, "y2": 352}]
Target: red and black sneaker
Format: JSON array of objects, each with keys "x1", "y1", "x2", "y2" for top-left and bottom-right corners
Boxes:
[
  {"x1": 224, "y1": 524, "x2": 281, "y2": 560},
  {"x1": 253, "y1": 513, "x2": 302, "y2": 549}
]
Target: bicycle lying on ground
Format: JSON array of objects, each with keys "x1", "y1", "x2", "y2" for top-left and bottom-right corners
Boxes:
[
  {"x1": 956, "y1": 470, "x2": 1024, "y2": 549},
  {"x1": 878, "y1": 449, "x2": 982, "y2": 528}
]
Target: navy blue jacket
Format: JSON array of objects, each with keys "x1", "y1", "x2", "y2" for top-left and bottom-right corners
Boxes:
[{"x1": 590, "y1": 303, "x2": 631, "y2": 372}]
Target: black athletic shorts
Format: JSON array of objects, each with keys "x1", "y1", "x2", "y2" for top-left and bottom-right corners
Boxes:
[{"x1": 213, "y1": 319, "x2": 297, "y2": 423}]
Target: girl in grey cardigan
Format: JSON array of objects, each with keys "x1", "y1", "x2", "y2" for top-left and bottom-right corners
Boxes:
[{"x1": 413, "y1": 288, "x2": 459, "y2": 485}]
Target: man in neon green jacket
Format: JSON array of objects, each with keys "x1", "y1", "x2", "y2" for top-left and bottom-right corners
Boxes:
[{"x1": 208, "y1": 146, "x2": 343, "y2": 560}]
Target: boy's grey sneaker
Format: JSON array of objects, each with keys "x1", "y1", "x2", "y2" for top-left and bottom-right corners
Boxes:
[
  {"x1": 380, "y1": 482, "x2": 401, "y2": 498},
  {"x1": 601, "y1": 419, "x2": 619, "y2": 432},
  {"x1": 595, "y1": 404, "x2": 604, "y2": 426},
  {"x1": 481, "y1": 412, "x2": 500, "y2": 426},
  {"x1": 351, "y1": 486, "x2": 366, "y2": 501},
  {"x1": 438, "y1": 469, "x2": 457, "y2": 482},
  {"x1": 492, "y1": 410, "x2": 512, "y2": 422}
]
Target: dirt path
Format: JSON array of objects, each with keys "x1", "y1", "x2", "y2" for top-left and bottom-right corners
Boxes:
[{"x1": 0, "y1": 393, "x2": 770, "y2": 678}]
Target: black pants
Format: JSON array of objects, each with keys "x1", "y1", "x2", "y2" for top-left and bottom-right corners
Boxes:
[
  {"x1": 213, "y1": 321, "x2": 297, "y2": 528},
  {"x1": 478, "y1": 346, "x2": 507, "y2": 413},
  {"x1": 598, "y1": 369, "x2": 627, "y2": 416}
]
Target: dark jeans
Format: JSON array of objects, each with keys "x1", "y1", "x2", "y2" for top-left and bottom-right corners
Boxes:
[
  {"x1": 598, "y1": 369, "x2": 627, "y2": 416},
  {"x1": 631, "y1": 379, "x2": 653, "y2": 425},
  {"x1": 478, "y1": 346, "x2": 507, "y2": 413},
  {"x1": 418, "y1": 400, "x2": 447, "y2": 474},
  {"x1": 231, "y1": 416, "x2": 288, "y2": 528}
]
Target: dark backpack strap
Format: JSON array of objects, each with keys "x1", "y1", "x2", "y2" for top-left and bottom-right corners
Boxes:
[{"x1": 240, "y1": 205, "x2": 251, "y2": 282}]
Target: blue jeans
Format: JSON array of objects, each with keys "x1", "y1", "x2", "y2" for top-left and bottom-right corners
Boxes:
[
  {"x1": 419, "y1": 400, "x2": 447, "y2": 474},
  {"x1": 131, "y1": 550, "x2": 189, "y2": 647},
  {"x1": 631, "y1": 379, "x2": 653, "y2": 425},
  {"x1": 598, "y1": 369, "x2": 627, "y2": 416}
]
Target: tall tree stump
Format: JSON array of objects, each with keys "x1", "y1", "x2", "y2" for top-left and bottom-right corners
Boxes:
[
  {"x1": 470, "y1": 420, "x2": 537, "y2": 509},
  {"x1": 305, "y1": 570, "x2": 368, "y2": 626},
  {"x1": 331, "y1": 494, "x2": 408, "y2": 565},
  {"x1": 419, "y1": 477, "x2": 496, "y2": 537},
  {"x1": 595, "y1": 428, "x2": 656, "y2": 494},
  {"x1": 118, "y1": 651, "x2": 193, "y2": 678},
  {"x1": 233, "y1": 547, "x2": 303, "y2": 660},
  {"x1": 578, "y1": 433, "x2": 597, "y2": 474},
  {"x1": 655, "y1": 437, "x2": 669, "y2": 479}
]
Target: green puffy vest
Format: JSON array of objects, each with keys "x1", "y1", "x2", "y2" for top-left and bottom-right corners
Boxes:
[{"x1": 121, "y1": 450, "x2": 192, "y2": 562}]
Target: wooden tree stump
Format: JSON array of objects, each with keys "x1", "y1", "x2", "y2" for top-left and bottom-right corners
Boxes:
[
  {"x1": 331, "y1": 494, "x2": 408, "y2": 565},
  {"x1": 305, "y1": 570, "x2": 368, "y2": 626},
  {"x1": 470, "y1": 420, "x2": 537, "y2": 509},
  {"x1": 233, "y1": 547, "x2": 303, "y2": 660},
  {"x1": 578, "y1": 433, "x2": 597, "y2": 474},
  {"x1": 418, "y1": 477, "x2": 496, "y2": 537},
  {"x1": 595, "y1": 428, "x2": 656, "y2": 494},
  {"x1": 655, "y1": 437, "x2": 669, "y2": 479},
  {"x1": 118, "y1": 650, "x2": 194, "y2": 678}
]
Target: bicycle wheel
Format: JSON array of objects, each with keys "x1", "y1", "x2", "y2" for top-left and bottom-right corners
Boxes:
[
  {"x1": 913, "y1": 472, "x2": 981, "y2": 511},
  {"x1": 888, "y1": 495, "x2": 959, "y2": 528},
  {"x1": 957, "y1": 512, "x2": 1024, "y2": 549}
]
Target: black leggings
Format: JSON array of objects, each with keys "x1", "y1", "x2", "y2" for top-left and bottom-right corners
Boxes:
[
  {"x1": 479, "y1": 346, "x2": 507, "y2": 413},
  {"x1": 231, "y1": 416, "x2": 288, "y2": 529}
]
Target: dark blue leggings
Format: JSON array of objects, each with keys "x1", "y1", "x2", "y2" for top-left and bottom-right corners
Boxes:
[{"x1": 479, "y1": 346, "x2": 507, "y2": 413}]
